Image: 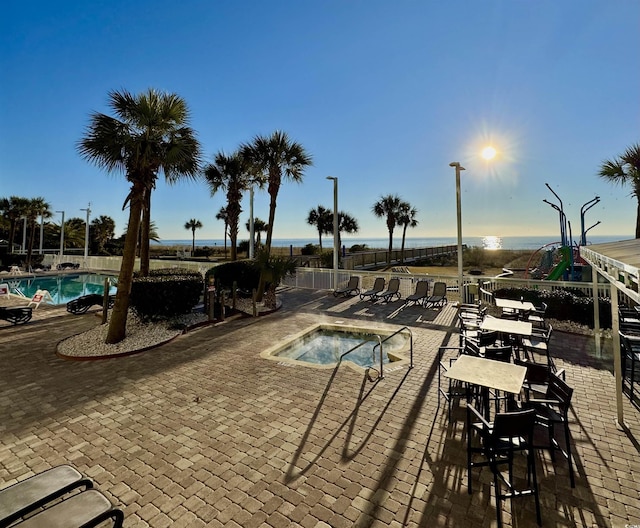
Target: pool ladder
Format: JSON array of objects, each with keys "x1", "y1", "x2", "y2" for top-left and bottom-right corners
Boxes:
[{"x1": 340, "y1": 327, "x2": 413, "y2": 382}]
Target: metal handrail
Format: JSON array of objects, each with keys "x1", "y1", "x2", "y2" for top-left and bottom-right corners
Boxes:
[{"x1": 373, "y1": 326, "x2": 414, "y2": 380}]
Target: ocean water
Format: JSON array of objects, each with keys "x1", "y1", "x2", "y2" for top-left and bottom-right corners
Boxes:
[{"x1": 155, "y1": 235, "x2": 631, "y2": 251}]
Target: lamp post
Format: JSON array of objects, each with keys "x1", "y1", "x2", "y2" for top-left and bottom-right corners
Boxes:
[
  {"x1": 450, "y1": 162, "x2": 465, "y2": 303},
  {"x1": 80, "y1": 204, "x2": 91, "y2": 260},
  {"x1": 55, "y1": 211, "x2": 65, "y2": 257},
  {"x1": 21, "y1": 217, "x2": 27, "y2": 254},
  {"x1": 249, "y1": 186, "x2": 255, "y2": 259},
  {"x1": 39, "y1": 212, "x2": 45, "y2": 254},
  {"x1": 326, "y1": 176, "x2": 339, "y2": 289}
]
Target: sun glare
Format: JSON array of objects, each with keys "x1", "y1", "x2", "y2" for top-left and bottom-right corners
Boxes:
[{"x1": 481, "y1": 146, "x2": 497, "y2": 160}]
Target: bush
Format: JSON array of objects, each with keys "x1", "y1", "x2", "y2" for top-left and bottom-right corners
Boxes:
[
  {"x1": 130, "y1": 268, "x2": 203, "y2": 321},
  {"x1": 194, "y1": 247, "x2": 214, "y2": 258},
  {"x1": 349, "y1": 244, "x2": 368, "y2": 252},
  {"x1": 205, "y1": 261, "x2": 260, "y2": 294},
  {"x1": 492, "y1": 287, "x2": 612, "y2": 329},
  {"x1": 300, "y1": 243, "x2": 318, "y2": 255}
]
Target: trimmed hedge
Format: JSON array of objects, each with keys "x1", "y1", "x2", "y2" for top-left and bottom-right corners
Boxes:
[
  {"x1": 492, "y1": 287, "x2": 612, "y2": 329},
  {"x1": 130, "y1": 268, "x2": 203, "y2": 321}
]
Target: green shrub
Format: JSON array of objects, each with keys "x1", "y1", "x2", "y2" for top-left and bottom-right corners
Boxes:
[
  {"x1": 130, "y1": 268, "x2": 203, "y2": 321},
  {"x1": 349, "y1": 244, "x2": 368, "y2": 252},
  {"x1": 205, "y1": 261, "x2": 260, "y2": 293},
  {"x1": 300, "y1": 243, "x2": 318, "y2": 255},
  {"x1": 492, "y1": 287, "x2": 612, "y2": 329}
]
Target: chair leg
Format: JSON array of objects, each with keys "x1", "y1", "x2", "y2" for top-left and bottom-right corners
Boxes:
[
  {"x1": 564, "y1": 421, "x2": 576, "y2": 488},
  {"x1": 494, "y1": 470, "x2": 503, "y2": 528}
]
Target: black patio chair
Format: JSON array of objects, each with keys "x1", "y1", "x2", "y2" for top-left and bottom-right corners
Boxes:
[
  {"x1": 403, "y1": 280, "x2": 430, "y2": 307},
  {"x1": 424, "y1": 281, "x2": 448, "y2": 309},
  {"x1": 359, "y1": 277, "x2": 385, "y2": 301},
  {"x1": 378, "y1": 278, "x2": 401, "y2": 303},
  {"x1": 0, "y1": 306, "x2": 33, "y2": 325},
  {"x1": 333, "y1": 276, "x2": 360, "y2": 297},
  {"x1": 67, "y1": 294, "x2": 115, "y2": 315}
]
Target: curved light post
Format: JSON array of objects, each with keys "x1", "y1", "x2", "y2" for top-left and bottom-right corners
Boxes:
[
  {"x1": 326, "y1": 176, "x2": 339, "y2": 289},
  {"x1": 449, "y1": 162, "x2": 465, "y2": 302}
]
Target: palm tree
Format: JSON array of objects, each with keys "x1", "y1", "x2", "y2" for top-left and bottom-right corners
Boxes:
[
  {"x1": 90, "y1": 215, "x2": 116, "y2": 254},
  {"x1": 336, "y1": 211, "x2": 359, "y2": 250},
  {"x1": 599, "y1": 143, "x2": 640, "y2": 238},
  {"x1": 307, "y1": 205, "x2": 332, "y2": 252},
  {"x1": 372, "y1": 194, "x2": 403, "y2": 263},
  {"x1": 78, "y1": 88, "x2": 201, "y2": 344},
  {"x1": 397, "y1": 202, "x2": 418, "y2": 263},
  {"x1": 240, "y1": 131, "x2": 313, "y2": 255},
  {"x1": 205, "y1": 151, "x2": 251, "y2": 260},
  {"x1": 216, "y1": 207, "x2": 229, "y2": 258},
  {"x1": 0, "y1": 196, "x2": 30, "y2": 251},
  {"x1": 246, "y1": 217, "x2": 268, "y2": 249},
  {"x1": 185, "y1": 218, "x2": 203, "y2": 253},
  {"x1": 25, "y1": 197, "x2": 51, "y2": 268}
]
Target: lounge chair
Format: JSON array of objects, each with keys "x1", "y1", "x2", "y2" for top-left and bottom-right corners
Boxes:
[
  {"x1": 0, "y1": 464, "x2": 93, "y2": 527},
  {"x1": 67, "y1": 294, "x2": 115, "y2": 315},
  {"x1": 0, "y1": 306, "x2": 33, "y2": 325},
  {"x1": 360, "y1": 277, "x2": 385, "y2": 301},
  {"x1": 378, "y1": 277, "x2": 401, "y2": 302},
  {"x1": 333, "y1": 276, "x2": 360, "y2": 297},
  {"x1": 404, "y1": 280, "x2": 430, "y2": 307},
  {"x1": 424, "y1": 281, "x2": 448, "y2": 309}
]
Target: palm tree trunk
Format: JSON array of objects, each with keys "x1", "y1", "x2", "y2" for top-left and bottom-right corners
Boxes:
[
  {"x1": 636, "y1": 199, "x2": 640, "y2": 238},
  {"x1": 257, "y1": 192, "x2": 278, "y2": 302},
  {"x1": 387, "y1": 229, "x2": 393, "y2": 264},
  {"x1": 139, "y1": 191, "x2": 151, "y2": 276},
  {"x1": 400, "y1": 225, "x2": 408, "y2": 264},
  {"x1": 318, "y1": 229, "x2": 323, "y2": 253},
  {"x1": 26, "y1": 222, "x2": 36, "y2": 268},
  {"x1": 106, "y1": 184, "x2": 144, "y2": 344},
  {"x1": 192, "y1": 229, "x2": 196, "y2": 253}
]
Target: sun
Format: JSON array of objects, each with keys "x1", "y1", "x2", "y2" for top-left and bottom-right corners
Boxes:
[{"x1": 481, "y1": 146, "x2": 497, "y2": 160}]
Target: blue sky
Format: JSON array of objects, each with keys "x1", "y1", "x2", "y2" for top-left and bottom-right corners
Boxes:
[{"x1": 1, "y1": 1, "x2": 639, "y2": 243}]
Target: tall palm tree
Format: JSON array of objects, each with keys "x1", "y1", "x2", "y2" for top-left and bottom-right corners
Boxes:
[
  {"x1": 307, "y1": 205, "x2": 332, "y2": 252},
  {"x1": 78, "y1": 88, "x2": 202, "y2": 344},
  {"x1": 246, "y1": 217, "x2": 268, "y2": 248},
  {"x1": 397, "y1": 202, "x2": 418, "y2": 263},
  {"x1": 185, "y1": 218, "x2": 203, "y2": 253},
  {"x1": 241, "y1": 131, "x2": 312, "y2": 301},
  {"x1": 372, "y1": 194, "x2": 403, "y2": 263},
  {"x1": 0, "y1": 196, "x2": 30, "y2": 251},
  {"x1": 240, "y1": 131, "x2": 313, "y2": 254},
  {"x1": 216, "y1": 207, "x2": 229, "y2": 258},
  {"x1": 599, "y1": 143, "x2": 640, "y2": 238},
  {"x1": 205, "y1": 151, "x2": 251, "y2": 261}
]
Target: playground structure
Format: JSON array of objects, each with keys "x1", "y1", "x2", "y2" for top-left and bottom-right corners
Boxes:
[{"x1": 525, "y1": 184, "x2": 600, "y2": 281}]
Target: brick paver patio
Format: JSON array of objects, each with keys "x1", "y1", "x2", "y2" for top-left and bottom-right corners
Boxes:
[{"x1": 1, "y1": 287, "x2": 639, "y2": 527}]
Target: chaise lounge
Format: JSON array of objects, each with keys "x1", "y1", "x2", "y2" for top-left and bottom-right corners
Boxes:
[
  {"x1": 0, "y1": 306, "x2": 33, "y2": 325},
  {"x1": 359, "y1": 277, "x2": 385, "y2": 301},
  {"x1": 67, "y1": 294, "x2": 115, "y2": 315},
  {"x1": 378, "y1": 277, "x2": 401, "y2": 303},
  {"x1": 333, "y1": 276, "x2": 360, "y2": 297}
]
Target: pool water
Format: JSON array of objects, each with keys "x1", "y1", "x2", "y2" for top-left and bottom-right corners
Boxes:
[
  {"x1": 3, "y1": 273, "x2": 117, "y2": 305},
  {"x1": 271, "y1": 326, "x2": 409, "y2": 368}
]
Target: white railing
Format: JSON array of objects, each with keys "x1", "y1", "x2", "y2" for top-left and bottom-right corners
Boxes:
[{"x1": 42, "y1": 255, "x2": 217, "y2": 276}]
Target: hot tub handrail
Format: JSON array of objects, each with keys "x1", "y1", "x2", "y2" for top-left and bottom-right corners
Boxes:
[
  {"x1": 339, "y1": 338, "x2": 376, "y2": 361},
  {"x1": 373, "y1": 327, "x2": 414, "y2": 376}
]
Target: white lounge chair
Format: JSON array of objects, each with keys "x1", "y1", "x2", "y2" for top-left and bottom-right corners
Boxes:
[{"x1": 27, "y1": 289, "x2": 54, "y2": 309}]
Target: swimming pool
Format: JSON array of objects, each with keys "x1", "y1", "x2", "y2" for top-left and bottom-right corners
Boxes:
[
  {"x1": 2, "y1": 273, "x2": 117, "y2": 305},
  {"x1": 261, "y1": 324, "x2": 411, "y2": 370}
]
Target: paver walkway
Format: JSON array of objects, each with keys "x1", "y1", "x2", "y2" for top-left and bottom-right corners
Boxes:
[{"x1": 1, "y1": 287, "x2": 639, "y2": 527}]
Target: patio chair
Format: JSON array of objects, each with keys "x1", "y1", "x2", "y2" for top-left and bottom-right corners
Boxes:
[
  {"x1": 333, "y1": 276, "x2": 360, "y2": 297},
  {"x1": 378, "y1": 278, "x2": 401, "y2": 303},
  {"x1": 424, "y1": 281, "x2": 448, "y2": 309},
  {"x1": 359, "y1": 277, "x2": 385, "y2": 301},
  {"x1": 0, "y1": 306, "x2": 32, "y2": 325},
  {"x1": 467, "y1": 404, "x2": 541, "y2": 527},
  {"x1": 0, "y1": 464, "x2": 93, "y2": 527},
  {"x1": 525, "y1": 372, "x2": 575, "y2": 487},
  {"x1": 619, "y1": 331, "x2": 640, "y2": 401},
  {"x1": 522, "y1": 325, "x2": 554, "y2": 370},
  {"x1": 67, "y1": 294, "x2": 115, "y2": 315},
  {"x1": 403, "y1": 280, "x2": 430, "y2": 307}
]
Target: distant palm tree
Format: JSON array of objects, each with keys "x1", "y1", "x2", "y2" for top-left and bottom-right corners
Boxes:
[
  {"x1": 599, "y1": 143, "x2": 640, "y2": 238},
  {"x1": 372, "y1": 194, "x2": 403, "y2": 263},
  {"x1": 185, "y1": 219, "x2": 203, "y2": 253},
  {"x1": 205, "y1": 151, "x2": 251, "y2": 260},
  {"x1": 216, "y1": 207, "x2": 229, "y2": 258},
  {"x1": 397, "y1": 202, "x2": 418, "y2": 263},
  {"x1": 0, "y1": 196, "x2": 30, "y2": 251},
  {"x1": 246, "y1": 217, "x2": 268, "y2": 249},
  {"x1": 25, "y1": 197, "x2": 51, "y2": 268},
  {"x1": 77, "y1": 88, "x2": 201, "y2": 343},
  {"x1": 307, "y1": 205, "x2": 332, "y2": 252},
  {"x1": 90, "y1": 215, "x2": 116, "y2": 254},
  {"x1": 335, "y1": 211, "x2": 359, "y2": 251}
]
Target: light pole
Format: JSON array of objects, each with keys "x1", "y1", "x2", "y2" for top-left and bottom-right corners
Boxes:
[
  {"x1": 80, "y1": 204, "x2": 91, "y2": 260},
  {"x1": 326, "y1": 176, "x2": 339, "y2": 289},
  {"x1": 450, "y1": 162, "x2": 465, "y2": 303},
  {"x1": 249, "y1": 186, "x2": 255, "y2": 259},
  {"x1": 39, "y1": 212, "x2": 45, "y2": 254},
  {"x1": 21, "y1": 217, "x2": 27, "y2": 254},
  {"x1": 55, "y1": 211, "x2": 65, "y2": 258}
]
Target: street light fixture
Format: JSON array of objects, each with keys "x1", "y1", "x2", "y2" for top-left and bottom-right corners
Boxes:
[
  {"x1": 449, "y1": 162, "x2": 465, "y2": 303},
  {"x1": 80, "y1": 204, "x2": 91, "y2": 261},
  {"x1": 326, "y1": 176, "x2": 339, "y2": 289},
  {"x1": 249, "y1": 186, "x2": 255, "y2": 259},
  {"x1": 55, "y1": 211, "x2": 65, "y2": 257}
]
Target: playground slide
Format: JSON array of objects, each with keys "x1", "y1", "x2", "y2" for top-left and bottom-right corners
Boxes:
[{"x1": 545, "y1": 246, "x2": 572, "y2": 280}]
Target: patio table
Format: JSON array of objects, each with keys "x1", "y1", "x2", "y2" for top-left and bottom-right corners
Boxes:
[
  {"x1": 480, "y1": 316, "x2": 532, "y2": 337},
  {"x1": 495, "y1": 298, "x2": 536, "y2": 313},
  {"x1": 443, "y1": 354, "x2": 527, "y2": 417}
]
